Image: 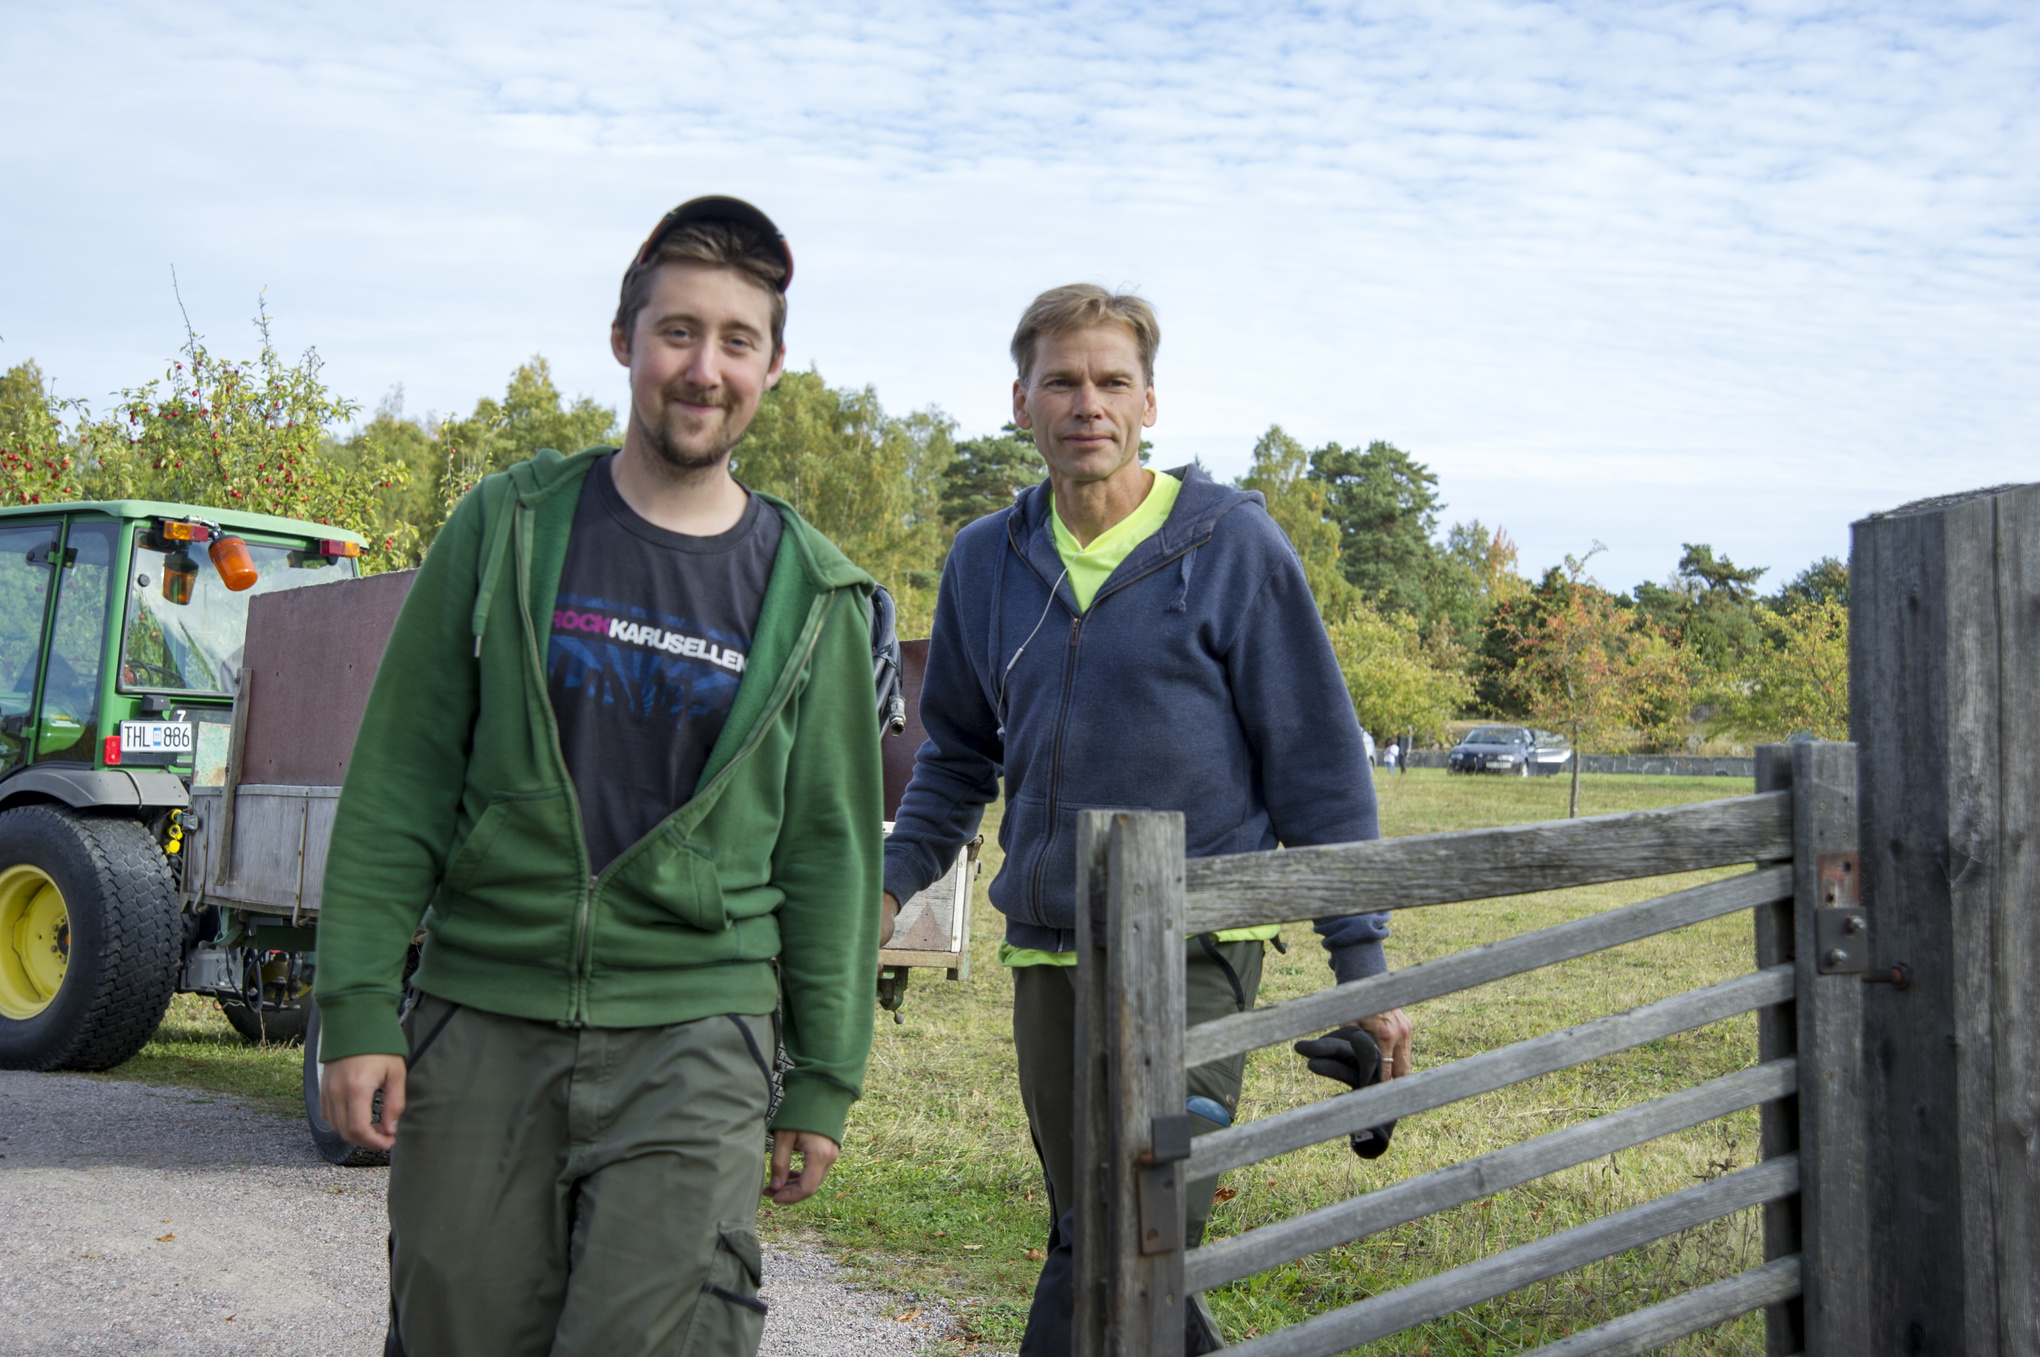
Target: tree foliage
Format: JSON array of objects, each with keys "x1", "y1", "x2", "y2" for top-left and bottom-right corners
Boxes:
[
  {"x1": 435, "y1": 357, "x2": 619, "y2": 527},
  {"x1": 0, "y1": 360, "x2": 89, "y2": 506},
  {"x1": 1, "y1": 311, "x2": 421, "y2": 570},
  {"x1": 5, "y1": 304, "x2": 1856, "y2": 752},
  {"x1": 940, "y1": 424, "x2": 1042, "y2": 531},
  {"x1": 1308, "y1": 439, "x2": 1441, "y2": 617},
  {"x1": 732, "y1": 370, "x2": 955, "y2": 635},
  {"x1": 1237, "y1": 426, "x2": 1358, "y2": 623},
  {"x1": 1716, "y1": 598, "x2": 1849, "y2": 741},
  {"x1": 1774, "y1": 556, "x2": 1849, "y2": 610},
  {"x1": 1327, "y1": 604, "x2": 1472, "y2": 746},
  {"x1": 79, "y1": 319, "x2": 418, "y2": 568}
]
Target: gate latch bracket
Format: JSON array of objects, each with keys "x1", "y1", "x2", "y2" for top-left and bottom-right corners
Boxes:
[{"x1": 1814, "y1": 851, "x2": 1868, "y2": 974}]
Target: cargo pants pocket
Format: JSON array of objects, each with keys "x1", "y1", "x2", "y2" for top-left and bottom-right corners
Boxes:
[{"x1": 681, "y1": 1223, "x2": 766, "y2": 1354}]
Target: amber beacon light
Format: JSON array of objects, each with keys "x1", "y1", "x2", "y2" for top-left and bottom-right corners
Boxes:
[
  {"x1": 161, "y1": 549, "x2": 197, "y2": 604},
  {"x1": 208, "y1": 536, "x2": 260, "y2": 591}
]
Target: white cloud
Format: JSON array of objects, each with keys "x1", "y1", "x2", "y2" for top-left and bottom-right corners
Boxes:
[{"x1": 1, "y1": 0, "x2": 2033, "y2": 589}]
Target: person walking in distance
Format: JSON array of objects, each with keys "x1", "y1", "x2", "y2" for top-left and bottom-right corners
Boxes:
[
  {"x1": 312, "y1": 196, "x2": 883, "y2": 1357},
  {"x1": 882, "y1": 284, "x2": 1415, "y2": 1354}
]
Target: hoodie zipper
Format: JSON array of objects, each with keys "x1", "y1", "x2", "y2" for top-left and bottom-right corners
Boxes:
[
  {"x1": 502, "y1": 499, "x2": 601, "y2": 1024},
  {"x1": 1016, "y1": 531, "x2": 1205, "y2": 928}
]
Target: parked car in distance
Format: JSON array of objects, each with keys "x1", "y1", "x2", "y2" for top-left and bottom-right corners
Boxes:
[{"x1": 1447, "y1": 725, "x2": 1573, "y2": 776}]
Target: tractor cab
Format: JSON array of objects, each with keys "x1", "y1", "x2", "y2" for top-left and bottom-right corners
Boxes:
[{"x1": 0, "y1": 501, "x2": 362, "y2": 1071}]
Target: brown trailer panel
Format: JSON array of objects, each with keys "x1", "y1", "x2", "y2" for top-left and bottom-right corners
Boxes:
[{"x1": 238, "y1": 569, "x2": 416, "y2": 787}]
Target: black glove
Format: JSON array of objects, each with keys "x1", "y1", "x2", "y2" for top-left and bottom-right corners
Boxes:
[{"x1": 1292, "y1": 1025, "x2": 1397, "y2": 1159}]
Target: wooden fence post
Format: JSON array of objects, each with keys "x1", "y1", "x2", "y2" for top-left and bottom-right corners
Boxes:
[
  {"x1": 1789, "y1": 741, "x2": 1870, "y2": 1356},
  {"x1": 1852, "y1": 481, "x2": 2040, "y2": 1355},
  {"x1": 1075, "y1": 810, "x2": 1188, "y2": 1356},
  {"x1": 1751, "y1": 745, "x2": 1804, "y2": 1357}
]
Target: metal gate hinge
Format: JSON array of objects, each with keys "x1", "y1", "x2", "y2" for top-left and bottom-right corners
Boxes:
[{"x1": 1814, "y1": 851, "x2": 1867, "y2": 974}]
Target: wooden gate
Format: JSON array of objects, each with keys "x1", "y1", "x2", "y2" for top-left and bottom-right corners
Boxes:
[{"x1": 1073, "y1": 740, "x2": 1865, "y2": 1356}]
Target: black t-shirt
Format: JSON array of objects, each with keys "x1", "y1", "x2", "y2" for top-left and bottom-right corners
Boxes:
[{"x1": 546, "y1": 454, "x2": 782, "y2": 873}]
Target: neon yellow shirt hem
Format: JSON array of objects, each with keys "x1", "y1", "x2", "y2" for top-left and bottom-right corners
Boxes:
[{"x1": 1000, "y1": 926, "x2": 1280, "y2": 968}]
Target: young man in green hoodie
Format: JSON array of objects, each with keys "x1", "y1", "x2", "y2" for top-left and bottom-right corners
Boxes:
[{"x1": 312, "y1": 197, "x2": 883, "y2": 1357}]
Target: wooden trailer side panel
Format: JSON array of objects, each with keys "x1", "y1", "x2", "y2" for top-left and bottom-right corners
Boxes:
[{"x1": 237, "y1": 569, "x2": 416, "y2": 788}]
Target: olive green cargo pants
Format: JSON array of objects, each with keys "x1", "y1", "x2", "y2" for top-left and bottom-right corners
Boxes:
[
  {"x1": 385, "y1": 995, "x2": 776, "y2": 1357},
  {"x1": 1013, "y1": 938, "x2": 1263, "y2": 1248},
  {"x1": 1011, "y1": 939, "x2": 1264, "y2": 1352}
]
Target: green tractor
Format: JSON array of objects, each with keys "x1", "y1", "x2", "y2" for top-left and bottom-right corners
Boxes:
[{"x1": 0, "y1": 499, "x2": 362, "y2": 1072}]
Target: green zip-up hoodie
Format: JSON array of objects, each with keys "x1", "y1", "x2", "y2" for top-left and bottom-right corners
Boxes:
[{"x1": 312, "y1": 447, "x2": 882, "y2": 1142}]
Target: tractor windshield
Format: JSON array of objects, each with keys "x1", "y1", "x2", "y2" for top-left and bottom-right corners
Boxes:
[{"x1": 119, "y1": 532, "x2": 359, "y2": 695}]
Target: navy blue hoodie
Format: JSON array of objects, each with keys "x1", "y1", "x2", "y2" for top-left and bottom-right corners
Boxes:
[{"x1": 884, "y1": 467, "x2": 1390, "y2": 982}]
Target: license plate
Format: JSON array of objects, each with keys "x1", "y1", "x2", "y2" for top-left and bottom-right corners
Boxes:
[{"x1": 120, "y1": 720, "x2": 195, "y2": 754}]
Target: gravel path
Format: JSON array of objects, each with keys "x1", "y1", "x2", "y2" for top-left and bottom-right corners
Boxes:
[{"x1": 0, "y1": 1071, "x2": 955, "y2": 1356}]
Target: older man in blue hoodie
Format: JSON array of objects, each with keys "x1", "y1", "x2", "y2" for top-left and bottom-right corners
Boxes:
[{"x1": 884, "y1": 284, "x2": 1412, "y2": 1354}]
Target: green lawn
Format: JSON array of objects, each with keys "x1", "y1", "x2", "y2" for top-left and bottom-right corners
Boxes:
[{"x1": 101, "y1": 768, "x2": 1773, "y2": 1354}]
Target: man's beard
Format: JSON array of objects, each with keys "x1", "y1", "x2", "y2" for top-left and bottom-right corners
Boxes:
[{"x1": 638, "y1": 385, "x2": 744, "y2": 473}]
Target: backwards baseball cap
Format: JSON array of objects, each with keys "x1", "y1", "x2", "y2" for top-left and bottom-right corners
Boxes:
[{"x1": 631, "y1": 195, "x2": 793, "y2": 291}]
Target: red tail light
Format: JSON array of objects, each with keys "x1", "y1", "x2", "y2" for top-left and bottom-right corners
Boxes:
[
  {"x1": 103, "y1": 735, "x2": 122, "y2": 766},
  {"x1": 316, "y1": 539, "x2": 362, "y2": 558}
]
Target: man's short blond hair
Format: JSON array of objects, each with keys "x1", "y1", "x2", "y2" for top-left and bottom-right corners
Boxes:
[{"x1": 1010, "y1": 285, "x2": 1160, "y2": 385}]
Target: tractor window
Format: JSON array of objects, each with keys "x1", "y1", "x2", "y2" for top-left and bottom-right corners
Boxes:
[
  {"x1": 120, "y1": 533, "x2": 359, "y2": 696},
  {"x1": 33, "y1": 521, "x2": 116, "y2": 764},
  {"x1": 0, "y1": 523, "x2": 60, "y2": 774}
]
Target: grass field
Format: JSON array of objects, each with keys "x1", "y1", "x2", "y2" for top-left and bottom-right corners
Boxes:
[{"x1": 101, "y1": 768, "x2": 1774, "y2": 1355}]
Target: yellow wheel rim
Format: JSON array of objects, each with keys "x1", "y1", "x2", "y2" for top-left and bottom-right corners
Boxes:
[{"x1": 0, "y1": 865, "x2": 70, "y2": 1020}]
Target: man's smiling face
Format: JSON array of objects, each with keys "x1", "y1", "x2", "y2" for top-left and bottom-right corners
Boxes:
[
  {"x1": 611, "y1": 260, "x2": 784, "y2": 472},
  {"x1": 1013, "y1": 323, "x2": 1156, "y2": 491}
]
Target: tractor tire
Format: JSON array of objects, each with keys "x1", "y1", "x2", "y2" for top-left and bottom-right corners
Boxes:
[
  {"x1": 0, "y1": 806, "x2": 179, "y2": 1072},
  {"x1": 302, "y1": 1000, "x2": 389, "y2": 1167},
  {"x1": 219, "y1": 994, "x2": 309, "y2": 1046}
]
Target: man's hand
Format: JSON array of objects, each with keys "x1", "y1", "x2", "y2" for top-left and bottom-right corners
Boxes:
[
  {"x1": 879, "y1": 891, "x2": 898, "y2": 949},
  {"x1": 319, "y1": 1054, "x2": 407, "y2": 1151},
  {"x1": 766, "y1": 1130, "x2": 840, "y2": 1204},
  {"x1": 1357, "y1": 1008, "x2": 1413, "y2": 1080}
]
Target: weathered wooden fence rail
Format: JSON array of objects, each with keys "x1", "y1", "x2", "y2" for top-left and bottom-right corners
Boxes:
[{"x1": 1074, "y1": 480, "x2": 2039, "y2": 1356}]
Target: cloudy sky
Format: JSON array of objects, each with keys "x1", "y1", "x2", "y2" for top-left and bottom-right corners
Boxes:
[{"x1": 3, "y1": 1, "x2": 2034, "y2": 590}]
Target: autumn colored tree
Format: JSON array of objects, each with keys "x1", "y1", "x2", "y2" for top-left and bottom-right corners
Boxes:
[{"x1": 1499, "y1": 545, "x2": 1690, "y2": 816}]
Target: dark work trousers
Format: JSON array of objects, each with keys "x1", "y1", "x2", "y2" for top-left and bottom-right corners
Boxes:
[
  {"x1": 383, "y1": 995, "x2": 777, "y2": 1357},
  {"x1": 1012, "y1": 939, "x2": 1264, "y2": 1356}
]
